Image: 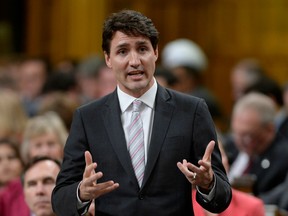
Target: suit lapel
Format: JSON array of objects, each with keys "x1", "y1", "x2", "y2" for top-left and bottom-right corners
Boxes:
[
  {"x1": 102, "y1": 91, "x2": 137, "y2": 184},
  {"x1": 102, "y1": 87, "x2": 175, "y2": 188},
  {"x1": 142, "y1": 86, "x2": 175, "y2": 187}
]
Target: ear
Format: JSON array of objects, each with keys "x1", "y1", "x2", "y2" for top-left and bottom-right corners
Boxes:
[
  {"x1": 154, "y1": 46, "x2": 159, "y2": 61},
  {"x1": 104, "y1": 52, "x2": 112, "y2": 68}
]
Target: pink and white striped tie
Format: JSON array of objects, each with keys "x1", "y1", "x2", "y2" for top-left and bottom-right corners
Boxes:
[{"x1": 128, "y1": 100, "x2": 145, "y2": 186}]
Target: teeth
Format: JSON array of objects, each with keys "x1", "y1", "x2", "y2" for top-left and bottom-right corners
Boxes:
[{"x1": 129, "y1": 72, "x2": 142, "y2": 75}]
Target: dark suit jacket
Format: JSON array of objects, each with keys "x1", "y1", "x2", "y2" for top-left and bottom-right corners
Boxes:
[
  {"x1": 52, "y1": 85, "x2": 232, "y2": 216},
  {"x1": 249, "y1": 134, "x2": 288, "y2": 196}
]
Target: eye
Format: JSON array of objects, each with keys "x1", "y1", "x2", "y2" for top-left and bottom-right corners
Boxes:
[
  {"x1": 26, "y1": 181, "x2": 37, "y2": 188},
  {"x1": 33, "y1": 142, "x2": 42, "y2": 149},
  {"x1": 117, "y1": 48, "x2": 127, "y2": 55},
  {"x1": 7, "y1": 154, "x2": 17, "y2": 160},
  {"x1": 47, "y1": 141, "x2": 57, "y2": 148},
  {"x1": 139, "y1": 46, "x2": 148, "y2": 53},
  {"x1": 43, "y1": 177, "x2": 56, "y2": 185}
]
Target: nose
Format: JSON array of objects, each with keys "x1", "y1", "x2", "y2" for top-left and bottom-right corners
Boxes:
[
  {"x1": 38, "y1": 144, "x2": 52, "y2": 156},
  {"x1": 35, "y1": 183, "x2": 45, "y2": 195},
  {"x1": 129, "y1": 51, "x2": 140, "y2": 68}
]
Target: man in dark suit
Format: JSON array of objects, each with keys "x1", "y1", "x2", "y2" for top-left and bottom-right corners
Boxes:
[
  {"x1": 229, "y1": 92, "x2": 288, "y2": 196},
  {"x1": 52, "y1": 9, "x2": 232, "y2": 216}
]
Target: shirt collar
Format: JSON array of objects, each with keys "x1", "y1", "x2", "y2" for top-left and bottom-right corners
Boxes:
[{"x1": 118, "y1": 77, "x2": 158, "y2": 113}]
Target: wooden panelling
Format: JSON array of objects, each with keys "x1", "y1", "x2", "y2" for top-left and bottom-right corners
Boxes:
[
  {"x1": 26, "y1": 0, "x2": 106, "y2": 62},
  {"x1": 25, "y1": 0, "x2": 288, "y2": 124}
]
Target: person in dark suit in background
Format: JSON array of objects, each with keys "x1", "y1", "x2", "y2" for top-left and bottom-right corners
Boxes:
[
  {"x1": 52, "y1": 9, "x2": 232, "y2": 216},
  {"x1": 228, "y1": 92, "x2": 288, "y2": 197}
]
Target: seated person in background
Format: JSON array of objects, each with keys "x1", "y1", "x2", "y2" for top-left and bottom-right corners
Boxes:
[
  {"x1": 154, "y1": 66, "x2": 178, "y2": 89},
  {"x1": 230, "y1": 58, "x2": 265, "y2": 102},
  {"x1": 21, "y1": 112, "x2": 68, "y2": 164},
  {"x1": 161, "y1": 38, "x2": 224, "y2": 129},
  {"x1": 17, "y1": 56, "x2": 50, "y2": 117},
  {"x1": 244, "y1": 75, "x2": 288, "y2": 141},
  {"x1": 0, "y1": 139, "x2": 30, "y2": 216},
  {"x1": 228, "y1": 92, "x2": 288, "y2": 198},
  {"x1": 193, "y1": 140, "x2": 265, "y2": 216},
  {"x1": 0, "y1": 90, "x2": 28, "y2": 143},
  {"x1": 260, "y1": 171, "x2": 288, "y2": 213},
  {"x1": 0, "y1": 139, "x2": 23, "y2": 190},
  {"x1": 23, "y1": 157, "x2": 61, "y2": 216}
]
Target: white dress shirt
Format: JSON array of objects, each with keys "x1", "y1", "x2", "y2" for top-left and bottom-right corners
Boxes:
[{"x1": 117, "y1": 78, "x2": 157, "y2": 164}]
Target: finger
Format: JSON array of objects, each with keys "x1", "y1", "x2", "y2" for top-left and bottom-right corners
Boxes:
[
  {"x1": 93, "y1": 181, "x2": 119, "y2": 192},
  {"x1": 186, "y1": 162, "x2": 201, "y2": 173},
  {"x1": 177, "y1": 161, "x2": 196, "y2": 176},
  {"x1": 89, "y1": 181, "x2": 120, "y2": 199},
  {"x1": 202, "y1": 140, "x2": 215, "y2": 161},
  {"x1": 85, "y1": 151, "x2": 93, "y2": 166},
  {"x1": 83, "y1": 171, "x2": 103, "y2": 186},
  {"x1": 84, "y1": 151, "x2": 96, "y2": 178},
  {"x1": 177, "y1": 161, "x2": 188, "y2": 175},
  {"x1": 197, "y1": 160, "x2": 210, "y2": 171},
  {"x1": 177, "y1": 162, "x2": 198, "y2": 183}
]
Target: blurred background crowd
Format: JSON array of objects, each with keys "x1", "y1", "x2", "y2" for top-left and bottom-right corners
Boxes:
[{"x1": 1, "y1": 0, "x2": 288, "y2": 216}]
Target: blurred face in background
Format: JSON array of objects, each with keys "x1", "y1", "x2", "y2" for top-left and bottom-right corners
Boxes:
[
  {"x1": 24, "y1": 160, "x2": 59, "y2": 216},
  {"x1": 18, "y1": 60, "x2": 47, "y2": 100},
  {"x1": 283, "y1": 86, "x2": 288, "y2": 111},
  {"x1": 97, "y1": 66, "x2": 117, "y2": 98},
  {"x1": 170, "y1": 67, "x2": 196, "y2": 93},
  {"x1": 28, "y1": 132, "x2": 63, "y2": 162},
  {"x1": 232, "y1": 108, "x2": 274, "y2": 156},
  {"x1": 0, "y1": 143, "x2": 23, "y2": 186}
]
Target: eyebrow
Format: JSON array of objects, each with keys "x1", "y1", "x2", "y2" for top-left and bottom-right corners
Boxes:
[
  {"x1": 136, "y1": 41, "x2": 149, "y2": 46},
  {"x1": 115, "y1": 40, "x2": 149, "y2": 49},
  {"x1": 26, "y1": 176, "x2": 55, "y2": 185}
]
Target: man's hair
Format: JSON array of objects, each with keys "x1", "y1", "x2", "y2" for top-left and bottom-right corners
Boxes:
[
  {"x1": 232, "y1": 92, "x2": 276, "y2": 125},
  {"x1": 102, "y1": 9, "x2": 159, "y2": 55},
  {"x1": 21, "y1": 156, "x2": 61, "y2": 184}
]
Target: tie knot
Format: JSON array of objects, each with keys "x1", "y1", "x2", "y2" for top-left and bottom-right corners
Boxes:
[{"x1": 132, "y1": 100, "x2": 142, "y2": 112}]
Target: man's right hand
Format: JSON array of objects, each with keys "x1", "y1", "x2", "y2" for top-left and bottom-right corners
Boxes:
[{"x1": 79, "y1": 151, "x2": 119, "y2": 201}]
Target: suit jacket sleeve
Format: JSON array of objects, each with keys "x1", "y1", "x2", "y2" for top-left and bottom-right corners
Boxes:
[
  {"x1": 52, "y1": 109, "x2": 89, "y2": 216},
  {"x1": 193, "y1": 99, "x2": 232, "y2": 213}
]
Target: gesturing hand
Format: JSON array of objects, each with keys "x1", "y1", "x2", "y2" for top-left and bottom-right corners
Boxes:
[
  {"x1": 79, "y1": 151, "x2": 119, "y2": 201},
  {"x1": 177, "y1": 141, "x2": 215, "y2": 190}
]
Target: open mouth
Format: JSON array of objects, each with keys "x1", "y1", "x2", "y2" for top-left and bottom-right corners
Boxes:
[
  {"x1": 128, "y1": 71, "x2": 144, "y2": 78},
  {"x1": 35, "y1": 201, "x2": 50, "y2": 208}
]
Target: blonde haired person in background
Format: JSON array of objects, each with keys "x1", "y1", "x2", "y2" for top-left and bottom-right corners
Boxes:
[
  {"x1": 21, "y1": 112, "x2": 68, "y2": 164},
  {"x1": 0, "y1": 90, "x2": 28, "y2": 143}
]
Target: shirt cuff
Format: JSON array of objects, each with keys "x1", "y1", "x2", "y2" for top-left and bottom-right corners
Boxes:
[
  {"x1": 76, "y1": 181, "x2": 92, "y2": 215},
  {"x1": 196, "y1": 175, "x2": 216, "y2": 202}
]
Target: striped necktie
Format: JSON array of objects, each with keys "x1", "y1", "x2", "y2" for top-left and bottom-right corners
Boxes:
[{"x1": 128, "y1": 100, "x2": 145, "y2": 186}]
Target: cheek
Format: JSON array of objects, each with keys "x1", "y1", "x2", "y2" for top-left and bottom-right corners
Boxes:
[
  {"x1": 24, "y1": 189, "x2": 35, "y2": 205},
  {"x1": 11, "y1": 161, "x2": 23, "y2": 172},
  {"x1": 50, "y1": 145, "x2": 63, "y2": 157},
  {"x1": 29, "y1": 148, "x2": 40, "y2": 158}
]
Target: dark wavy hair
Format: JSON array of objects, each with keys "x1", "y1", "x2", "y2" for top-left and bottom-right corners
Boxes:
[{"x1": 102, "y1": 10, "x2": 159, "y2": 55}]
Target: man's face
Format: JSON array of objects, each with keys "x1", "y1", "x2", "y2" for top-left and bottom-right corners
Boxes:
[
  {"x1": 232, "y1": 108, "x2": 271, "y2": 156},
  {"x1": 24, "y1": 160, "x2": 60, "y2": 216},
  {"x1": 105, "y1": 31, "x2": 158, "y2": 98},
  {"x1": 18, "y1": 61, "x2": 47, "y2": 100}
]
